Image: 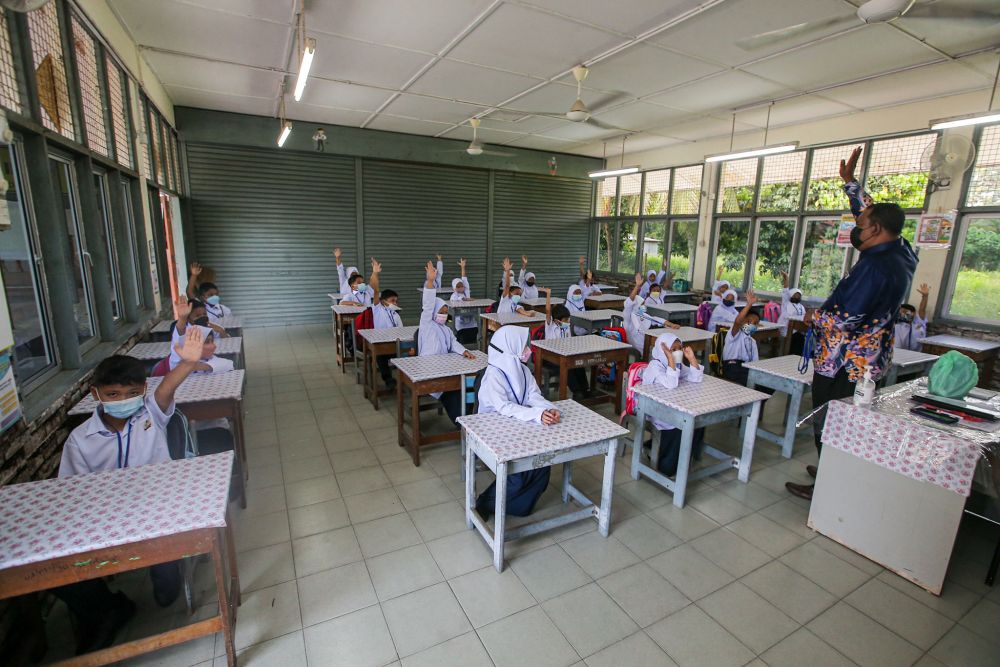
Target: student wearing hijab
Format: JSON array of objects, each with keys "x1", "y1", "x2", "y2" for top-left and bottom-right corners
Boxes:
[
  {"x1": 708, "y1": 289, "x2": 740, "y2": 332},
  {"x1": 450, "y1": 258, "x2": 479, "y2": 345},
  {"x1": 577, "y1": 256, "x2": 602, "y2": 297},
  {"x1": 431, "y1": 254, "x2": 445, "y2": 290},
  {"x1": 518, "y1": 255, "x2": 539, "y2": 300},
  {"x1": 497, "y1": 256, "x2": 532, "y2": 316},
  {"x1": 711, "y1": 279, "x2": 731, "y2": 304},
  {"x1": 474, "y1": 325, "x2": 561, "y2": 518},
  {"x1": 638, "y1": 265, "x2": 672, "y2": 299},
  {"x1": 625, "y1": 273, "x2": 679, "y2": 354},
  {"x1": 778, "y1": 271, "x2": 807, "y2": 338},
  {"x1": 565, "y1": 283, "x2": 590, "y2": 336},
  {"x1": 895, "y1": 283, "x2": 930, "y2": 351},
  {"x1": 421, "y1": 261, "x2": 477, "y2": 423},
  {"x1": 642, "y1": 332, "x2": 705, "y2": 476},
  {"x1": 333, "y1": 246, "x2": 374, "y2": 306},
  {"x1": 540, "y1": 287, "x2": 588, "y2": 395}
]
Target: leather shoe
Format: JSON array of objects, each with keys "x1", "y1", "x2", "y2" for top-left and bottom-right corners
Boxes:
[
  {"x1": 806, "y1": 465, "x2": 817, "y2": 478},
  {"x1": 785, "y1": 482, "x2": 814, "y2": 501}
]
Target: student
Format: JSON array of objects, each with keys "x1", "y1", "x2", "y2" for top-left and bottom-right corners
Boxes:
[
  {"x1": 721, "y1": 292, "x2": 762, "y2": 387},
  {"x1": 565, "y1": 283, "x2": 589, "y2": 336},
  {"x1": 451, "y1": 258, "x2": 479, "y2": 345},
  {"x1": 518, "y1": 255, "x2": 539, "y2": 300},
  {"x1": 169, "y1": 301, "x2": 226, "y2": 371},
  {"x1": 365, "y1": 258, "x2": 401, "y2": 387},
  {"x1": 895, "y1": 283, "x2": 930, "y2": 351},
  {"x1": 541, "y1": 287, "x2": 587, "y2": 395},
  {"x1": 625, "y1": 273, "x2": 679, "y2": 354},
  {"x1": 474, "y1": 325, "x2": 561, "y2": 519},
  {"x1": 497, "y1": 257, "x2": 532, "y2": 316},
  {"x1": 638, "y1": 265, "x2": 672, "y2": 299},
  {"x1": 431, "y1": 254, "x2": 445, "y2": 290},
  {"x1": 494, "y1": 268, "x2": 517, "y2": 300},
  {"x1": 645, "y1": 281, "x2": 666, "y2": 306},
  {"x1": 420, "y1": 261, "x2": 477, "y2": 423},
  {"x1": 577, "y1": 256, "x2": 602, "y2": 297},
  {"x1": 55, "y1": 328, "x2": 207, "y2": 654},
  {"x1": 708, "y1": 289, "x2": 739, "y2": 332},
  {"x1": 333, "y1": 247, "x2": 374, "y2": 305},
  {"x1": 197, "y1": 282, "x2": 232, "y2": 323},
  {"x1": 642, "y1": 333, "x2": 705, "y2": 477},
  {"x1": 778, "y1": 271, "x2": 807, "y2": 337}
]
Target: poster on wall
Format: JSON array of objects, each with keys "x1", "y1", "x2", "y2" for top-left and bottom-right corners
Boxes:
[
  {"x1": 148, "y1": 239, "x2": 160, "y2": 295},
  {"x1": 0, "y1": 347, "x2": 21, "y2": 435},
  {"x1": 915, "y1": 211, "x2": 956, "y2": 248},
  {"x1": 836, "y1": 214, "x2": 856, "y2": 248}
]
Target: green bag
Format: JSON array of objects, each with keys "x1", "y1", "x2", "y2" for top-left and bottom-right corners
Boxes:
[{"x1": 927, "y1": 350, "x2": 979, "y2": 399}]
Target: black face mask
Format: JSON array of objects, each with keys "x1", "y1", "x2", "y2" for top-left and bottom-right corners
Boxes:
[
  {"x1": 790, "y1": 297, "x2": 801, "y2": 304},
  {"x1": 193, "y1": 316, "x2": 209, "y2": 326},
  {"x1": 850, "y1": 223, "x2": 878, "y2": 250},
  {"x1": 527, "y1": 281, "x2": 535, "y2": 286}
]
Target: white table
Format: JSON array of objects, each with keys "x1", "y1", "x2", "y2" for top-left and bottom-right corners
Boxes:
[
  {"x1": 520, "y1": 297, "x2": 564, "y2": 310},
  {"x1": 127, "y1": 337, "x2": 244, "y2": 368},
  {"x1": 359, "y1": 325, "x2": 420, "y2": 409},
  {"x1": 448, "y1": 298, "x2": 495, "y2": 342},
  {"x1": 328, "y1": 292, "x2": 341, "y2": 302},
  {"x1": 917, "y1": 334, "x2": 1000, "y2": 387},
  {"x1": 479, "y1": 311, "x2": 546, "y2": 350},
  {"x1": 884, "y1": 348, "x2": 939, "y2": 386},
  {"x1": 332, "y1": 304, "x2": 365, "y2": 373},
  {"x1": 569, "y1": 308, "x2": 624, "y2": 334},
  {"x1": 151, "y1": 315, "x2": 243, "y2": 337},
  {"x1": 459, "y1": 400, "x2": 628, "y2": 571},
  {"x1": 744, "y1": 355, "x2": 813, "y2": 458},
  {"x1": 643, "y1": 326, "x2": 715, "y2": 362},
  {"x1": 659, "y1": 290, "x2": 694, "y2": 304},
  {"x1": 647, "y1": 303, "x2": 698, "y2": 326},
  {"x1": 584, "y1": 293, "x2": 626, "y2": 310},
  {"x1": 630, "y1": 376, "x2": 769, "y2": 507},
  {"x1": 592, "y1": 284, "x2": 618, "y2": 292}
]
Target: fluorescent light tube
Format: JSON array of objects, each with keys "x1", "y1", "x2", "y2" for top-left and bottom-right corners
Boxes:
[
  {"x1": 588, "y1": 166, "x2": 640, "y2": 178},
  {"x1": 929, "y1": 112, "x2": 1000, "y2": 130},
  {"x1": 705, "y1": 143, "x2": 798, "y2": 163},
  {"x1": 293, "y1": 38, "x2": 316, "y2": 102},
  {"x1": 277, "y1": 121, "x2": 292, "y2": 147}
]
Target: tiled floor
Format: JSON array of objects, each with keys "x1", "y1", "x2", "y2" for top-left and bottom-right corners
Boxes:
[{"x1": 41, "y1": 325, "x2": 1000, "y2": 666}]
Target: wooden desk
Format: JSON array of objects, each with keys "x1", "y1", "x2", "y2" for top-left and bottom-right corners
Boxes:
[
  {"x1": 646, "y1": 303, "x2": 698, "y2": 327},
  {"x1": 127, "y1": 337, "x2": 245, "y2": 369},
  {"x1": 531, "y1": 335, "x2": 632, "y2": 408},
  {"x1": 520, "y1": 297, "x2": 564, "y2": 313},
  {"x1": 744, "y1": 355, "x2": 813, "y2": 459},
  {"x1": 68, "y1": 372, "x2": 248, "y2": 509},
  {"x1": 781, "y1": 318, "x2": 810, "y2": 356},
  {"x1": 448, "y1": 299, "x2": 495, "y2": 343},
  {"x1": 331, "y1": 304, "x2": 365, "y2": 374},
  {"x1": 459, "y1": 400, "x2": 628, "y2": 571},
  {"x1": 918, "y1": 334, "x2": 1000, "y2": 387},
  {"x1": 643, "y1": 326, "x2": 714, "y2": 363},
  {"x1": 592, "y1": 284, "x2": 619, "y2": 292},
  {"x1": 884, "y1": 348, "x2": 939, "y2": 386},
  {"x1": 479, "y1": 311, "x2": 546, "y2": 351},
  {"x1": 585, "y1": 294, "x2": 626, "y2": 311},
  {"x1": 150, "y1": 316, "x2": 242, "y2": 342},
  {"x1": 390, "y1": 351, "x2": 487, "y2": 466},
  {"x1": 659, "y1": 290, "x2": 694, "y2": 304},
  {"x1": 569, "y1": 309, "x2": 624, "y2": 334},
  {"x1": 358, "y1": 325, "x2": 419, "y2": 410},
  {"x1": 0, "y1": 454, "x2": 240, "y2": 666}
]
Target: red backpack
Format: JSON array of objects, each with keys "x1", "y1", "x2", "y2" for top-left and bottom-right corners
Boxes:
[
  {"x1": 763, "y1": 301, "x2": 781, "y2": 323},
  {"x1": 150, "y1": 357, "x2": 171, "y2": 377},
  {"x1": 528, "y1": 325, "x2": 545, "y2": 363},
  {"x1": 354, "y1": 307, "x2": 374, "y2": 346},
  {"x1": 620, "y1": 361, "x2": 648, "y2": 424},
  {"x1": 696, "y1": 301, "x2": 715, "y2": 330}
]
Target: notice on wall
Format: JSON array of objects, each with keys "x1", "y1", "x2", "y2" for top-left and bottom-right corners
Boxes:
[
  {"x1": 148, "y1": 239, "x2": 160, "y2": 295},
  {"x1": 915, "y1": 211, "x2": 956, "y2": 248},
  {"x1": 836, "y1": 214, "x2": 856, "y2": 248},
  {"x1": 0, "y1": 347, "x2": 21, "y2": 435}
]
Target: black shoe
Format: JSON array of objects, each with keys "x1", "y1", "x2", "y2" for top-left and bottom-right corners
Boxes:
[
  {"x1": 785, "y1": 482, "x2": 814, "y2": 501},
  {"x1": 77, "y1": 592, "x2": 135, "y2": 654},
  {"x1": 153, "y1": 564, "x2": 182, "y2": 608},
  {"x1": 806, "y1": 465, "x2": 817, "y2": 478}
]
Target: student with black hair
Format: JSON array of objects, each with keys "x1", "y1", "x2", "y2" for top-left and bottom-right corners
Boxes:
[
  {"x1": 55, "y1": 329, "x2": 207, "y2": 654},
  {"x1": 541, "y1": 287, "x2": 587, "y2": 396},
  {"x1": 721, "y1": 289, "x2": 763, "y2": 387},
  {"x1": 333, "y1": 246, "x2": 375, "y2": 306},
  {"x1": 197, "y1": 281, "x2": 232, "y2": 322},
  {"x1": 369, "y1": 258, "x2": 403, "y2": 387}
]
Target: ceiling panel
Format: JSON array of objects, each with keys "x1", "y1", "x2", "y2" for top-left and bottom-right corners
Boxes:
[
  {"x1": 148, "y1": 0, "x2": 296, "y2": 23},
  {"x1": 366, "y1": 116, "x2": 455, "y2": 136},
  {"x1": 447, "y1": 3, "x2": 623, "y2": 78},
  {"x1": 535, "y1": 120, "x2": 621, "y2": 142},
  {"x1": 293, "y1": 79, "x2": 394, "y2": 112},
  {"x1": 308, "y1": 34, "x2": 432, "y2": 91},
  {"x1": 519, "y1": 0, "x2": 707, "y2": 37},
  {"x1": 382, "y1": 95, "x2": 487, "y2": 125},
  {"x1": 165, "y1": 86, "x2": 274, "y2": 117},
  {"x1": 824, "y1": 57, "x2": 996, "y2": 110},
  {"x1": 646, "y1": 70, "x2": 794, "y2": 113},
  {"x1": 740, "y1": 25, "x2": 941, "y2": 92},
  {"x1": 440, "y1": 124, "x2": 527, "y2": 145},
  {"x1": 652, "y1": 115, "x2": 759, "y2": 141},
  {"x1": 285, "y1": 105, "x2": 372, "y2": 128},
  {"x1": 895, "y1": 1, "x2": 1000, "y2": 55},
  {"x1": 504, "y1": 134, "x2": 579, "y2": 151},
  {"x1": 409, "y1": 59, "x2": 542, "y2": 107},
  {"x1": 145, "y1": 51, "x2": 281, "y2": 99},
  {"x1": 590, "y1": 101, "x2": 690, "y2": 131},
  {"x1": 583, "y1": 44, "x2": 722, "y2": 97},
  {"x1": 309, "y1": 0, "x2": 495, "y2": 53},
  {"x1": 736, "y1": 95, "x2": 856, "y2": 127},
  {"x1": 651, "y1": 0, "x2": 858, "y2": 67}
]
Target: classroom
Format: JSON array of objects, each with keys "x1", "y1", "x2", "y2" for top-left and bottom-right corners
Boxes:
[{"x1": 1, "y1": 0, "x2": 999, "y2": 665}]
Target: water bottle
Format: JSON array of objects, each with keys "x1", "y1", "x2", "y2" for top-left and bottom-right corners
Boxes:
[{"x1": 853, "y1": 368, "x2": 876, "y2": 407}]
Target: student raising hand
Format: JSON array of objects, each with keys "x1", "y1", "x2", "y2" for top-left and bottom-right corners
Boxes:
[
  {"x1": 371, "y1": 258, "x2": 382, "y2": 274},
  {"x1": 155, "y1": 326, "x2": 204, "y2": 412},
  {"x1": 333, "y1": 247, "x2": 342, "y2": 263},
  {"x1": 190, "y1": 262, "x2": 202, "y2": 277},
  {"x1": 174, "y1": 299, "x2": 192, "y2": 321},
  {"x1": 502, "y1": 256, "x2": 513, "y2": 272},
  {"x1": 425, "y1": 260, "x2": 437, "y2": 288}
]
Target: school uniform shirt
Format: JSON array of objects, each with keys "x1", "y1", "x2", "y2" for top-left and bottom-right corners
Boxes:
[
  {"x1": 168, "y1": 324, "x2": 213, "y2": 369},
  {"x1": 710, "y1": 281, "x2": 731, "y2": 304},
  {"x1": 496, "y1": 296, "x2": 519, "y2": 314},
  {"x1": 479, "y1": 326, "x2": 554, "y2": 424},
  {"x1": 638, "y1": 271, "x2": 667, "y2": 298},
  {"x1": 373, "y1": 302, "x2": 402, "y2": 329},
  {"x1": 544, "y1": 320, "x2": 571, "y2": 339},
  {"x1": 623, "y1": 296, "x2": 662, "y2": 354},
  {"x1": 644, "y1": 291, "x2": 664, "y2": 306},
  {"x1": 343, "y1": 287, "x2": 374, "y2": 306},
  {"x1": 894, "y1": 315, "x2": 927, "y2": 352},
  {"x1": 205, "y1": 302, "x2": 232, "y2": 324},
  {"x1": 708, "y1": 302, "x2": 738, "y2": 332},
  {"x1": 566, "y1": 286, "x2": 589, "y2": 336},
  {"x1": 59, "y1": 394, "x2": 174, "y2": 477},
  {"x1": 578, "y1": 280, "x2": 601, "y2": 298},
  {"x1": 192, "y1": 356, "x2": 235, "y2": 431},
  {"x1": 419, "y1": 287, "x2": 464, "y2": 398},
  {"x1": 778, "y1": 288, "x2": 806, "y2": 337},
  {"x1": 449, "y1": 279, "x2": 478, "y2": 331},
  {"x1": 641, "y1": 333, "x2": 704, "y2": 432},
  {"x1": 722, "y1": 328, "x2": 759, "y2": 363},
  {"x1": 337, "y1": 264, "x2": 359, "y2": 297},
  {"x1": 518, "y1": 270, "x2": 539, "y2": 300}
]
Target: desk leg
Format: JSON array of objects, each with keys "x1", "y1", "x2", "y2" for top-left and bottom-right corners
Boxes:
[
  {"x1": 630, "y1": 406, "x2": 645, "y2": 480},
  {"x1": 224, "y1": 519, "x2": 241, "y2": 608},
  {"x1": 561, "y1": 461, "x2": 572, "y2": 503},
  {"x1": 232, "y1": 401, "x2": 248, "y2": 510},
  {"x1": 982, "y1": 352, "x2": 996, "y2": 387},
  {"x1": 559, "y1": 359, "x2": 569, "y2": 400},
  {"x1": 465, "y1": 438, "x2": 476, "y2": 528},
  {"x1": 410, "y1": 384, "x2": 421, "y2": 466},
  {"x1": 884, "y1": 364, "x2": 899, "y2": 386},
  {"x1": 534, "y1": 348, "x2": 543, "y2": 390},
  {"x1": 781, "y1": 387, "x2": 802, "y2": 459},
  {"x1": 737, "y1": 402, "x2": 761, "y2": 483},
  {"x1": 493, "y1": 462, "x2": 508, "y2": 572},
  {"x1": 396, "y1": 377, "x2": 405, "y2": 451},
  {"x1": 213, "y1": 530, "x2": 236, "y2": 667},
  {"x1": 672, "y1": 417, "x2": 696, "y2": 508},
  {"x1": 598, "y1": 439, "x2": 618, "y2": 537},
  {"x1": 372, "y1": 349, "x2": 381, "y2": 411}
]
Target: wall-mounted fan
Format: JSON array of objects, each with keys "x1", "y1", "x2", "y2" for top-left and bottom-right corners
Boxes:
[
  {"x1": 920, "y1": 134, "x2": 976, "y2": 192},
  {"x1": 437, "y1": 118, "x2": 514, "y2": 157},
  {"x1": 0, "y1": 0, "x2": 52, "y2": 11}
]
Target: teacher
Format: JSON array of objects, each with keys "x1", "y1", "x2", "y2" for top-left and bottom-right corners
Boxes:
[{"x1": 786, "y1": 147, "x2": 918, "y2": 501}]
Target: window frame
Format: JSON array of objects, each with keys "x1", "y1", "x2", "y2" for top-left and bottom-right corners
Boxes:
[
  {"x1": 118, "y1": 174, "x2": 144, "y2": 309},
  {"x1": 939, "y1": 212, "x2": 1000, "y2": 328},
  {"x1": 92, "y1": 166, "x2": 124, "y2": 322}
]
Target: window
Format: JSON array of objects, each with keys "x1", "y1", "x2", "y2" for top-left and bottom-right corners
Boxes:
[
  {"x1": 641, "y1": 220, "x2": 666, "y2": 274},
  {"x1": 50, "y1": 156, "x2": 96, "y2": 346},
  {"x1": 643, "y1": 169, "x2": 670, "y2": 215},
  {"x1": 945, "y1": 215, "x2": 1000, "y2": 324},
  {"x1": 28, "y1": 2, "x2": 75, "y2": 140},
  {"x1": 171, "y1": 132, "x2": 182, "y2": 194},
  {"x1": 865, "y1": 134, "x2": 934, "y2": 209},
  {"x1": 596, "y1": 220, "x2": 612, "y2": 271},
  {"x1": 106, "y1": 59, "x2": 131, "y2": 168},
  {"x1": 752, "y1": 218, "x2": 796, "y2": 292},
  {"x1": 616, "y1": 220, "x2": 638, "y2": 274},
  {"x1": 715, "y1": 219, "x2": 751, "y2": 289},
  {"x1": 965, "y1": 125, "x2": 1000, "y2": 207},
  {"x1": 758, "y1": 152, "x2": 806, "y2": 212},
  {"x1": 149, "y1": 109, "x2": 161, "y2": 183},
  {"x1": 138, "y1": 96, "x2": 152, "y2": 180},
  {"x1": 71, "y1": 15, "x2": 109, "y2": 157},
  {"x1": 93, "y1": 171, "x2": 122, "y2": 320},
  {"x1": 668, "y1": 220, "x2": 697, "y2": 281},
  {"x1": 595, "y1": 176, "x2": 616, "y2": 216},
  {"x1": 798, "y1": 218, "x2": 849, "y2": 298},
  {"x1": 671, "y1": 165, "x2": 702, "y2": 215},
  {"x1": 618, "y1": 173, "x2": 641, "y2": 216},
  {"x1": 0, "y1": 142, "x2": 54, "y2": 386},
  {"x1": 0, "y1": 11, "x2": 23, "y2": 113},
  {"x1": 717, "y1": 158, "x2": 758, "y2": 213},
  {"x1": 119, "y1": 177, "x2": 143, "y2": 307},
  {"x1": 806, "y1": 143, "x2": 864, "y2": 210}
]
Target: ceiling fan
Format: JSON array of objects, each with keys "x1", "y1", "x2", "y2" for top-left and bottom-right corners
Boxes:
[
  {"x1": 438, "y1": 118, "x2": 514, "y2": 157},
  {"x1": 505, "y1": 65, "x2": 632, "y2": 132},
  {"x1": 738, "y1": 0, "x2": 1000, "y2": 50}
]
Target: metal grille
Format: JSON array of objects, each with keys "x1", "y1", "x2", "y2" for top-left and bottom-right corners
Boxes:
[
  {"x1": 0, "y1": 12, "x2": 22, "y2": 113},
  {"x1": 138, "y1": 97, "x2": 152, "y2": 179},
  {"x1": 171, "y1": 131, "x2": 182, "y2": 193},
  {"x1": 595, "y1": 176, "x2": 616, "y2": 216},
  {"x1": 806, "y1": 142, "x2": 864, "y2": 210},
  {"x1": 28, "y1": 2, "x2": 74, "y2": 139},
  {"x1": 163, "y1": 124, "x2": 174, "y2": 189},
  {"x1": 671, "y1": 164, "x2": 702, "y2": 215},
  {"x1": 619, "y1": 172, "x2": 641, "y2": 216},
  {"x1": 643, "y1": 168, "x2": 670, "y2": 215},
  {"x1": 966, "y1": 124, "x2": 1000, "y2": 207},
  {"x1": 149, "y1": 109, "x2": 160, "y2": 183},
  {"x1": 71, "y1": 16, "x2": 108, "y2": 156},
  {"x1": 105, "y1": 58, "x2": 131, "y2": 168},
  {"x1": 717, "y1": 157, "x2": 757, "y2": 213},
  {"x1": 760, "y1": 151, "x2": 806, "y2": 184},
  {"x1": 808, "y1": 143, "x2": 864, "y2": 180},
  {"x1": 867, "y1": 133, "x2": 936, "y2": 176}
]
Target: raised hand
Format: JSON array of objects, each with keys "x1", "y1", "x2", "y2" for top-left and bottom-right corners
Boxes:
[
  {"x1": 333, "y1": 247, "x2": 342, "y2": 262},
  {"x1": 174, "y1": 299, "x2": 192, "y2": 320},
  {"x1": 502, "y1": 256, "x2": 513, "y2": 272},
  {"x1": 175, "y1": 325, "x2": 204, "y2": 363},
  {"x1": 189, "y1": 262, "x2": 202, "y2": 277},
  {"x1": 371, "y1": 258, "x2": 382, "y2": 273},
  {"x1": 683, "y1": 346, "x2": 699, "y2": 366},
  {"x1": 745, "y1": 288, "x2": 756, "y2": 304},
  {"x1": 917, "y1": 283, "x2": 930, "y2": 297},
  {"x1": 522, "y1": 255, "x2": 528, "y2": 266},
  {"x1": 426, "y1": 260, "x2": 437, "y2": 281},
  {"x1": 578, "y1": 256, "x2": 586, "y2": 266},
  {"x1": 436, "y1": 254, "x2": 443, "y2": 262},
  {"x1": 458, "y1": 258, "x2": 466, "y2": 270},
  {"x1": 839, "y1": 147, "x2": 862, "y2": 183},
  {"x1": 634, "y1": 272, "x2": 643, "y2": 286}
]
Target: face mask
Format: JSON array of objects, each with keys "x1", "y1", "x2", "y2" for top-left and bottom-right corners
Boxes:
[
  {"x1": 559, "y1": 322, "x2": 571, "y2": 336},
  {"x1": 638, "y1": 306, "x2": 647, "y2": 316},
  {"x1": 355, "y1": 282, "x2": 367, "y2": 294},
  {"x1": 193, "y1": 316, "x2": 209, "y2": 327},
  {"x1": 100, "y1": 393, "x2": 145, "y2": 419},
  {"x1": 527, "y1": 280, "x2": 535, "y2": 287},
  {"x1": 650, "y1": 291, "x2": 660, "y2": 299},
  {"x1": 520, "y1": 348, "x2": 533, "y2": 363},
  {"x1": 899, "y1": 314, "x2": 913, "y2": 323},
  {"x1": 850, "y1": 223, "x2": 878, "y2": 250},
  {"x1": 790, "y1": 296, "x2": 801, "y2": 304},
  {"x1": 511, "y1": 295, "x2": 522, "y2": 305},
  {"x1": 723, "y1": 299, "x2": 735, "y2": 308},
  {"x1": 671, "y1": 350, "x2": 684, "y2": 365},
  {"x1": 571, "y1": 293, "x2": 583, "y2": 303},
  {"x1": 205, "y1": 295, "x2": 221, "y2": 306},
  {"x1": 434, "y1": 313, "x2": 448, "y2": 325},
  {"x1": 742, "y1": 323, "x2": 758, "y2": 336}
]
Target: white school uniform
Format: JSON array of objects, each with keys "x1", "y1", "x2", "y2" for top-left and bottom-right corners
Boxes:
[
  {"x1": 624, "y1": 296, "x2": 663, "y2": 354},
  {"x1": 644, "y1": 290, "x2": 664, "y2": 306},
  {"x1": 419, "y1": 287, "x2": 465, "y2": 398},
  {"x1": 544, "y1": 319, "x2": 571, "y2": 339},
  {"x1": 168, "y1": 324, "x2": 212, "y2": 369},
  {"x1": 566, "y1": 285, "x2": 588, "y2": 336},
  {"x1": 205, "y1": 302, "x2": 232, "y2": 323},
  {"x1": 638, "y1": 271, "x2": 667, "y2": 299},
  {"x1": 578, "y1": 280, "x2": 599, "y2": 298},
  {"x1": 778, "y1": 288, "x2": 806, "y2": 337},
  {"x1": 479, "y1": 327, "x2": 554, "y2": 424},
  {"x1": 373, "y1": 302, "x2": 402, "y2": 329},
  {"x1": 710, "y1": 281, "x2": 731, "y2": 304},
  {"x1": 894, "y1": 315, "x2": 927, "y2": 352},
  {"x1": 450, "y1": 278, "x2": 478, "y2": 331},
  {"x1": 708, "y1": 290, "x2": 739, "y2": 332},
  {"x1": 337, "y1": 264, "x2": 359, "y2": 297},
  {"x1": 641, "y1": 333, "x2": 704, "y2": 431},
  {"x1": 432, "y1": 260, "x2": 444, "y2": 290},
  {"x1": 496, "y1": 295, "x2": 520, "y2": 314},
  {"x1": 59, "y1": 394, "x2": 174, "y2": 477},
  {"x1": 722, "y1": 328, "x2": 759, "y2": 363},
  {"x1": 518, "y1": 270, "x2": 538, "y2": 300}
]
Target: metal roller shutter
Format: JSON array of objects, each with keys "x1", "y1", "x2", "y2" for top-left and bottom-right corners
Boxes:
[
  {"x1": 362, "y1": 161, "x2": 488, "y2": 321},
  {"x1": 493, "y1": 172, "x2": 592, "y2": 296},
  {"x1": 186, "y1": 143, "x2": 356, "y2": 326}
]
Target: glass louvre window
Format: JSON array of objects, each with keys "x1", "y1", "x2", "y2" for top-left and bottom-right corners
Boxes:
[
  {"x1": 163, "y1": 126, "x2": 174, "y2": 190},
  {"x1": 596, "y1": 220, "x2": 613, "y2": 271},
  {"x1": 964, "y1": 125, "x2": 1000, "y2": 207},
  {"x1": 715, "y1": 219, "x2": 751, "y2": 289},
  {"x1": 717, "y1": 158, "x2": 758, "y2": 213},
  {"x1": 757, "y1": 152, "x2": 806, "y2": 212},
  {"x1": 865, "y1": 133, "x2": 934, "y2": 209},
  {"x1": 616, "y1": 220, "x2": 638, "y2": 274},
  {"x1": 618, "y1": 173, "x2": 641, "y2": 216},
  {"x1": 149, "y1": 109, "x2": 161, "y2": 183},
  {"x1": 641, "y1": 220, "x2": 666, "y2": 274},
  {"x1": 28, "y1": 2, "x2": 75, "y2": 139},
  {"x1": 643, "y1": 169, "x2": 670, "y2": 215},
  {"x1": 171, "y1": 132, "x2": 182, "y2": 194},
  {"x1": 799, "y1": 218, "x2": 848, "y2": 298},
  {"x1": 93, "y1": 171, "x2": 122, "y2": 320},
  {"x1": 669, "y1": 220, "x2": 697, "y2": 281},
  {"x1": 753, "y1": 219, "x2": 795, "y2": 292},
  {"x1": 50, "y1": 157, "x2": 96, "y2": 345},
  {"x1": 946, "y1": 216, "x2": 1000, "y2": 322},
  {"x1": 120, "y1": 177, "x2": 143, "y2": 307},
  {"x1": 138, "y1": 96, "x2": 152, "y2": 180},
  {"x1": 806, "y1": 143, "x2": 864, "y2": 210},
  {"x1": 106, "y1": 59, "x2": 131, "y2": 168},
  {"x1": 0, "y1": 11, "x2": 23, "y2": 113},
  {"x1": 595, "y1": 176, "x2": 616, "y2": 216},
  {"x1": 671, "y1": 165, "x2": 702, "y2": 215},
  {"x1": 71, "y1": 16, "x2": 109, "y2": 157}
]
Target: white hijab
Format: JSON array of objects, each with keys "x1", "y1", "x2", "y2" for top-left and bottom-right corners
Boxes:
[
  {"x1": 450, "y1": 277, "x2": 467, "y2": 301},
  {"x1": 419, "y1": 297, "x2": 454, "y2": 356},
  {"x1": 487, "y1": 326, "x2": 530, "y2": 405},
  {"x1": 720, "y1": 289, "x2": 738, "y2": 311},
  {"x1": 566, "y1": 284, "x2": 585, "y2": 312},
  {"x1": 643, "y1": 332, "x2": 679, "y2": 386}
]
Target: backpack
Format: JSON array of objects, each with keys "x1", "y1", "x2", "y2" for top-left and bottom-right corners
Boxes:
[
  {"x1": 763, "y1": 301, "x2": 781, "y2": 323},
  {"x1": 696, "y1": 301, "x2": 714, "y2": 330},
  {"x1": 354, "y1": 307, "x2": 374, "y2": 346},
  {"x1": 528, "y1": 324, "x2": 546, "y2": 364},
  {"x1": 709, "y1": 326, "x2": 729, "y2": 376},
  {"x1": 619, "y1": 361, "x2": 648, "y2": 424},
  {"x1": 596, "y1": 327, "x2": 628, "y2": 384},
  {"x1": 151, "y1": 357, "x2": 171, "y2": 377}
]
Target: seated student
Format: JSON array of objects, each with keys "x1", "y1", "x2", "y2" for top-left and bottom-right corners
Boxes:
[
  {"x1": 420, "y1": 261, "x2": 477, "y2": 424},
  {"x1": 366, "y1": 258, "x2": 403, "y2": 387},
  {"x1": 708, "y1": 289, "x2": 739, "y2": 332},
  {"x1": 625, "y1": 273, "x2": 679, "y2": 354},
  {"x1": 518, "y1": 255, "x2": 539, "y2": 300},
  {"x1": 496, "y1": 257, "x2": 532, "y2": 316},
  {"x1": 333, "y1": 247, "x2": 374, "y2": 305},
  {"x1": 642, "y1": 333, "x2": 705, "y2": 477},
  {"x1": 577, "y1": 256, "x2": 602, "y2": 297},
  {"x1": 170, "y1": 301, "x2": 226, "y2": 371},
  {"x1": 639, "y1": 264, "x2": 673, "y2": 299},
  {"x1": 541, "y1": 287, "x2": 587, "y2": 396},
  {"x1": 565, "y1": 284, "x2": 589, "y2": 336},
  {"x1": 645, "y1": 280, "x2": 666, "y2": 306},
  {"x1": 494, "y1": 268, "x2": 516, "y2": 300},
  {"x1": 895, "y1": 283, "x2": 930, "y2": 352},
  {"x1": 451, "y1": 258, "x2": 479, "y2": 346},
  {"x1": 778, "y1": 271, "x2": 806, "y2": 337},
  {"x1": 55, "y1": 328, "x2": 207, "y2": 654},
  {"x1": 197, "y1": 281, "x2": 232, "y2": 323},
  {"x1": 710, "y1": 277, "x2": 731, "y2": 304},
  {"x1": 475, "y1": 326, "x2": 561, "y2": 519},
  {"x1": 721, "y1": 292, "x2": 763, "y2": 387}
]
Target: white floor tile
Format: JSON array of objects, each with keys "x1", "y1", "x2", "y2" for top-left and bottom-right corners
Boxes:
[
  {"x1": 381, "y1": 582, "x2": 473, "y2": 657},
  {"x1": 477, "y1": 606, "x2": 580, "y2": 667}
]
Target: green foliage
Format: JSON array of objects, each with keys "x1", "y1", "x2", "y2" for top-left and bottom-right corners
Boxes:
[
  {"x1": 757, "y1": 182, "x2": 802, "y2": 212},
  {"x1": 966, "y1": 166, "x2": 1000, "y2": 207},
  {"x1": 620, "y1": 194, "x2": 641, "y2": 216},
  {"x1": 644, "y1": 191, "x2": 669, "y2": 215},
  {"x1": 806, "y1": 178, "x2": 849, "y2": 210},
  {"x1": 963, "y1": 225, "x2": 1000, "y2": 272},
  {"x1": 865, "y1": 172, "x2": 928, "y2": 210},
  {"x1": 950, "y1": 268, "x2": 1000, "y2": 320},
  {"x1": 671, "y1": 189, "x2": 700, "y2": 215},
  {"x1": 753, "y1": 220, "x2": 795, "y2": 284},
  {"x1": 719, "y1": 185, "x2": 755, "y2": 213}
]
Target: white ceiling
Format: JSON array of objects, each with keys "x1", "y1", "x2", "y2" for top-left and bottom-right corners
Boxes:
[{"x1": 108, "y1": 0, "x2": 1000, "y2": 159}]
